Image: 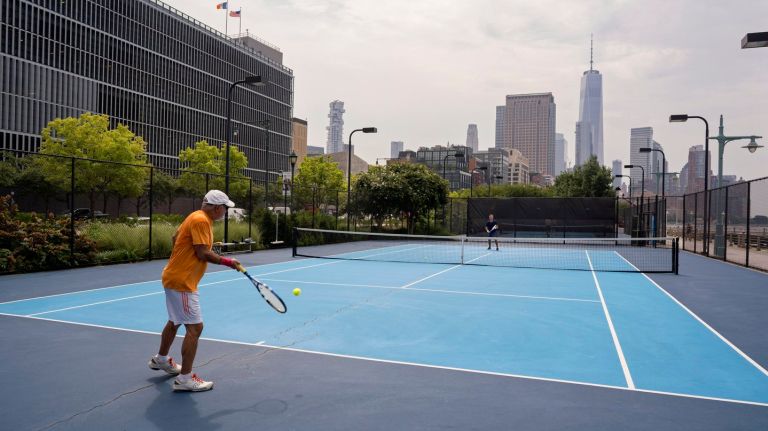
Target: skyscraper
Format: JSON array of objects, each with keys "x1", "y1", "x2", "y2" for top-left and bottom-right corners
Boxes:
[
  {"x1": 502, "y1": 93, "x2": 556, "y2": 176},
  {"x1": 629, "y1": 127, "x2": 654, "y2": 194},
  {"x1": 466, "y1": 124, "x2": 479, "y2": 152},
  {"x1": 554, "y1": 133, "x2": 567, "y2": 176},
  {"x1": 495, "y1": 106, "x2": 506, "y2": 148},
  {"x1": 685, "y1": 145, "x2": 710, "y2": 194},
  {"x1": 326, "y1": 100, "x2": 345, "y2": 154},
  {"x1": 575, "y1": 36, "x2": 604, "y2": 166},
  {"x1": 612, "y1": 160, "x2": 623, "y2": 189},
  {"x1": 390, "y1": 141, "x2": 404, "y2": 159}
]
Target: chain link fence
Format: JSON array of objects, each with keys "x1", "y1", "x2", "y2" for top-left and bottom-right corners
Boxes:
[{"x1": 666, "y1": 176, "x2": 768, "y2": 271}]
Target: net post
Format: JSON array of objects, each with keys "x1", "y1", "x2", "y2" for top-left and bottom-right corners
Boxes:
[{"x1": 292, "y1": 227, "x2": 297, "y2": 257}]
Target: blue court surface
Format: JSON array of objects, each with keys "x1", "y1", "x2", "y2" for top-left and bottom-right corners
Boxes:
[{"x1": 2, "y1": 245, "x2": 768, "y2": 430}]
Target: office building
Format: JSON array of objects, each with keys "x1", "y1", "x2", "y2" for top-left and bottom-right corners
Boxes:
[
  {"x1": 0, "y1": 0, "x2": 294, "y2": 182},
  {"x1": 501, "y1": 93, "x2": 556, "y2": 176},
  {"x1": 612, "y1": 159, "x2": 622, "y2": 189},
  {"x1": 390, "y1": 141, "x2": 404, "y2": 159},
  {"x1": 326, "y1": 100, "x2": 345, "y2": 154},
  {"x1": 555, "y1": 133, "x2": 567, "y2": 176},
  {"x1": 416, "y1": 145, "x2": 471, "y2": 191},
  {"x1": 575, "y1": 37, "x2": 604, "y2": 166},
  {"x1": 291, "y1": 117, "x2": 308, "y2": 168},
  {"x1": 466, "y1": 124, "x2": 478, "y2": 152},
  {"x1": 629, "y1": 127, "x2": 654, "y2": 194},
  {"x1": 307, "y1": 145, "x2": 325, "y2": 156},
  {"x1": 685, "y1": 145, "x2": 710, "y2": 194},
  {"x1": 495, "y1": 106, "x2": 505, "y2": 148}
]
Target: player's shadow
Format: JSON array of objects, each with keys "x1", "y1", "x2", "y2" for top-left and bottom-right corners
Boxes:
[{"x1": 144, "y1": 377, "x2": 271, "y2": 429}]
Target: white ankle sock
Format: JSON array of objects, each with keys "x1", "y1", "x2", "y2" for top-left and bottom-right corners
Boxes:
[
  {"x1": 177, "y1": 373, "x2": 191, "y2": 381},
  {"x1": 155, "y1": 354, "x2": 169, "y2": 362}
]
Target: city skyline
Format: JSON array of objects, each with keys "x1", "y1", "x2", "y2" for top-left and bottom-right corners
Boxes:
[{"x1": 107, "y1": 1, "x2": 768, "y2": 182}]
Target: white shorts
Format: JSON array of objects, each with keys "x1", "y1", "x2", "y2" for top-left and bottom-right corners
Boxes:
[{"x1": 164, "y1": 289, "x2": 202, "y2": 325}]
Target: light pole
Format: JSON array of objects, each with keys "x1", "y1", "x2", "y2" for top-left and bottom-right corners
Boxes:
[
  {"x1": 708, "y1": 115, "x2": 763, "y2": 257},
  {"x1": 347, "y1": 127, "x2": 377, "y2": 230},
  {"x1": 442, "y1": 150, "x2": 465, "y2": 191},
  {"x1": 639, "y1": 146, "x2": 666, "y2": 197},
  {"x1": 670, "y1": 114, "x2": 710, "y2": 254},
  {"x1": 224, "y1": 75, "x2": 265, "y2": 244},
  {"x1": 289, "y1": 151, "x2": 297, "y2": 216}
]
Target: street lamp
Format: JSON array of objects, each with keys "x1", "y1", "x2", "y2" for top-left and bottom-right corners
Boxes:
[
  {"x1": 224, "y1": 75, "x2": 265, "y2": 244},
  {"x1": 443, "y1": 150, "x2": 465, "y2": 191},
  {"x1": 670, "y1": 113, "x2": 710, "y2": 254},
  {"x1": 347, "y1": 127, "x2": 377, "y2": 230},
  {"x1": 614, "y1": 174, "x2": 632, "y2": 198},
  {"x1": 624, "y1": 164, "x2": 644, "y2": 199},
  {"x1": 469, "y1": 168, "x2": 485, "y2": 198},
  {"x1": 741, "y1": 32, "x2": 768, "y2": 49},
  {"x1": 639, "y1": 146, "x2": 667, "y2": 197},
  {"x1": 708, "y1": 115, "x2": 763, "y2": 257},
  {"x1": 289, "y1": 151, "x2": 297, "y2": 217}
]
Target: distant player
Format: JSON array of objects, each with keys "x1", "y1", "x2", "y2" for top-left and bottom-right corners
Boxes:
[
  {"x1": 485, "y1": 213, "x2": 499, "y2": 250},
  {"x1": 148, "y1": 190, "x2": 241, "y2": 392}
]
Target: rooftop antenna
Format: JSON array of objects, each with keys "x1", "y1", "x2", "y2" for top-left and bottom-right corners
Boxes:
[{"x1": 590, "y1": 33, "x2": 594, "y2": 71}]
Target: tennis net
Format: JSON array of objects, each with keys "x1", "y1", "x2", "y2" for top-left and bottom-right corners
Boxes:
[{"x1": 292, "y1": 228, "x2": 679, "y2": 273}]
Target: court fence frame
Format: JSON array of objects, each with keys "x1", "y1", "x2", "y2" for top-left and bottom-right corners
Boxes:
[{"x1": 665, "y1": 176, "x2": 768, "y2": 272}]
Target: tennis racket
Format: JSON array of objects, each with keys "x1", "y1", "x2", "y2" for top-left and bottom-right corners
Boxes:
[{"x1": 236, "y1": 264, "x2": 287, "y2": 314}]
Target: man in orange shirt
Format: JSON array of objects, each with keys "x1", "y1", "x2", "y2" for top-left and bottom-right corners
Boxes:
[{"x1": 148, "y1": 190, "x2": 241, "y2": 392}]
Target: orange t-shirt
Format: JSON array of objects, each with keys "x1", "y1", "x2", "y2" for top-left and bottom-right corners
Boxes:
[{"x1": 162, "y1": 210, "x2": 214, "y2": 292}]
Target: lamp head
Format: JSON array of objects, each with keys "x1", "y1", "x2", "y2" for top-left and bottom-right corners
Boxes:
[
  {"x1": 454, "y1": 151, "x2": 465, "y2": 158},
  {"x1": 669, "y1": 114, "x2": 689, "y2": 123},
  {"x1": 289, "y1": 151, "x2": 298, "y2": 166},
  {"x1": 614, "y1": 174, "x2": 623, "y2": 178},
  {"x1": 742, "y1": 137, "x2": 764, "y2": 154},
  {"x1": 243, "y1": 75, "x2": 266, "y2": 86},
  {"x1": 624, "y1": 164, "x2": 634, "y2": 169},
  {"x1": 639, "y1": 147, "x2": 652, "y2": 153},
  {"x1": 362, "y1": 127, "x2": 377, "y2": 133}
]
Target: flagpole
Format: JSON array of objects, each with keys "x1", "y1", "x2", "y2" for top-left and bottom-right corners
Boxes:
[
  {"x1": 238, "y1": 10, "x2": 242, "y2": 40},
  {"x1": 224, "y1": 8, "x2": 228, "y2": 37}
]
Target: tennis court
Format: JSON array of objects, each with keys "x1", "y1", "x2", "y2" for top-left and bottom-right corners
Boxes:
[{"x1": 2, "y1": 230, "x2": 768, "y2": 430}]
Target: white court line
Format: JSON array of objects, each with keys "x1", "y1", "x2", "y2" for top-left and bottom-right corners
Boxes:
[
  {"x1": 261, "y1": 278, "x2": 599, "y2": 303},
  {"x1": 586, "y1": 250, "x2": 635, "y2": 389},
  {"x1": 613, "y1": 251, "x2": 768, "y2": 378},
  {"x1": 1, "y1": 311, "x2": 766, "y2": 407},
  {"x1": 22, "y1": 277, "x2": 246, "y2": 317},
  {"x1": 399, "y1": 252, "x2": 492, "y2": 289}
]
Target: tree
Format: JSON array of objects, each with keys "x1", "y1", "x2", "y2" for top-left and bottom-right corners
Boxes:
[
  {"x1": 450, "y1": 183, "x2": 554, "y2": 198},
  {"x1": 553, "y1": 156, "x2": 614, "y2": 197},
  {"x1": 151, "y1": 170, "x2": 183, "y2": 214},
  {"x1": 178, "y1": 140, "x2": 249, "y2": 201},
  {"x1": 293, "y1": 156, "x2": 344, "y2": 212},
  {"x1": 38, "y1": 113, "x2": 149, "y2": 212},
  {"x1": 354, "y1": 163, "x2": 448, "y2": 233}
]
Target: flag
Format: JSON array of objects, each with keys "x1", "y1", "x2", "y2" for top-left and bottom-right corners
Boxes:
[
  {"x1": 216, "y1": 2, "x2": 228, "y2": 9},
  {"x1": 229, "y1": 9, "x2": 241, "y2": 17}
]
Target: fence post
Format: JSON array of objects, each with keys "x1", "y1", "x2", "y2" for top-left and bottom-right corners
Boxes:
[
  {"x1": 248, "y1": 179, "x2": 253, "y2": 240},
  {"x1": 335, "y1": 190, "x2": 339, "y2": 230},
  {"x1": 746, "y1": 181, "x2": 751, "y2": 267},
  {"x1": 723, "y1": 186, "x2": 729, "y2": 261},
  {"x1": 693, "y1": 193, "x2": 698, "y2": 253},
  {"x1": 70, "y1": 157, "x2": 76, "y2": 267},
  {"x1": 682, "y1": 194, "x2": 686, "y2": 249},
  {"x1": 148, "y1": 167, "x2": 154, "y2": 260},
  {"x1": 449, "y1": 199, "x2": 453, "y2": 233}
]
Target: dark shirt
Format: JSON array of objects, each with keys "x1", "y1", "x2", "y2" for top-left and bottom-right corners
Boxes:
[{"x1": 485, "y1": 221, "x2": 498, "y2": 236}]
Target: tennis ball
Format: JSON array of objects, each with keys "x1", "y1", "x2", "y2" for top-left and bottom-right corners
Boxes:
[{"x1": 293, "y1": 288, "x2": 301, "y2": 296}]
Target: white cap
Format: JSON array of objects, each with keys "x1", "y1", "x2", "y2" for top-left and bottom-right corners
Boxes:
[{"x1": 203, "y1": 190, "x2": 235, "y2": 208}]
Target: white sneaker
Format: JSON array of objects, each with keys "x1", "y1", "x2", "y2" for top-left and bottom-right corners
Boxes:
[
  {"x1": 173, "y1": 374, "x2": 214, "y2": 392},
  {"x1": 148, "y1": 356, "x2": 181, "y2": 375}
]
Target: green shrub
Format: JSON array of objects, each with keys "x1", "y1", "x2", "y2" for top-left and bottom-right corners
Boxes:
[{"x1": 0, "y1": 195, "x2": 96, "y2": 273}]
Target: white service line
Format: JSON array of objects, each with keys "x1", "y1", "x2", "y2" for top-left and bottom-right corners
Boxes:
[
  {"x1": 399, "y1": 252, "x2": 491, "y2": 289},
  {"x1": 586, "y1": 250, "x2": 635, "y2": 389},
  {"x1": 613, "y1": 250, "x2": 768, "y2": 378}
]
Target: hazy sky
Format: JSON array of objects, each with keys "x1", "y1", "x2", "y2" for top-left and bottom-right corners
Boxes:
[{"x1": 163, "y1": 0, "x2": 768, "y2": 181}]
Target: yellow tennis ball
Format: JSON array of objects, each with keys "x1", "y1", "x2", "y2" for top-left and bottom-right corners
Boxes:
[{"x1": 292, "y1": 288, "x2": 301, "y2": 296}]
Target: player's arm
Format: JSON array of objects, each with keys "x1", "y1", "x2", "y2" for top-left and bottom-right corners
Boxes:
[{"x1": 194, "y1": 245, "x2": 240, "y2": 269}]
